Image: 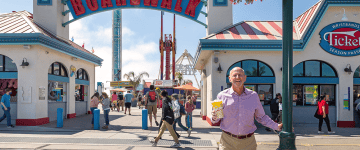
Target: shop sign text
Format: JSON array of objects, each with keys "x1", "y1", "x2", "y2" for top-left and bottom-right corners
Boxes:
[
  {"x1": 319, "y1": 22, "x2": 360, "y2": 56},
  {"x1": 67, "y1": 0, "x2": 203, "y2": 21}
]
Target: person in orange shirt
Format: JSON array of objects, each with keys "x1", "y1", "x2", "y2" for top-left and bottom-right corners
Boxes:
[{"x1": 317, "y1": 95, "x2": 335, "y2": 134}]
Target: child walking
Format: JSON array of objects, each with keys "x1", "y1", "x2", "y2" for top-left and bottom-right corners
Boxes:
[{"x1": 185, "y1": 96, "x2": 195, "y2": 130}]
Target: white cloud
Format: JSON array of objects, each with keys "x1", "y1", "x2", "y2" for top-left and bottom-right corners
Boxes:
[{"x1": 69, "y1": 19, "x2": 159, "y2": 91}]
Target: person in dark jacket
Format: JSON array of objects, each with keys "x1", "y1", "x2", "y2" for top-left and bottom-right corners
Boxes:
[
  {"x1": 265, "y1": 93, "x2": 280, "y2": 131},
  {"x1": 149, "y1": 90, "x2": 181, "y2": 148}
]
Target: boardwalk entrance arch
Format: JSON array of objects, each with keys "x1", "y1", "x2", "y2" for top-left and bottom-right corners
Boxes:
[{"x1": 63, "y1": 0, "x2": 207, "y2": 27}]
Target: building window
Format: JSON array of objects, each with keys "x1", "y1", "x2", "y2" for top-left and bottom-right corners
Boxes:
[
  {"x1": 37, "y1": 0, "x2": 52, "y2": 5},
  {"x1": 226, "y1": 60, "x2": 274, "y2": 80},
  {"x1": 48, "y1": 62, "x2": 68, "y2": 77},
  {"x1": 243, "y1": 60, "x2": 258, "y2": 77},
  {"x1": 293, "y1": 84, "x2": 335, "y2": 106},
  {"x1": 354, "y1": 66, "x2": 360, "y2": 78},
  {"x1": 245, "y1": 84, "x2": 273, "y2": 104},
  {"x1": 293, "y1": 60, "x2": 337, "y2": 77},
  {"x1": 213, "y1": 0, "x2": 227, "y2": 6},
  {"x1": 76, "y1": 68, "x2": 89, "y2": 81},
  {"x1": 0, "y1": 55, "x2": 17, "y2": 72}
]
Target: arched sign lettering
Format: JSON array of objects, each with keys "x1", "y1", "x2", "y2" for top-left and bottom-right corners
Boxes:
[{"x1": 64, "y1": 0, "x2": 206, "y2": 27}]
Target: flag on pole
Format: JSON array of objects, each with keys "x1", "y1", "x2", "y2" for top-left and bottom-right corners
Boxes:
[
  {"x1": 91, "y1": 47, "x2": 94, "y2": 53},
  {"x1": 82, "y1": 42, "x2": 84, "y2": 48},
  {"x1": 71, "y1": 36, "x2": 74, "y2": 42}
]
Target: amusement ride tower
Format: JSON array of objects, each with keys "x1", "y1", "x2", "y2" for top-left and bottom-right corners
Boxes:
[{"x1": 159, "y1": 12, "x2": 176, "y2": 81}]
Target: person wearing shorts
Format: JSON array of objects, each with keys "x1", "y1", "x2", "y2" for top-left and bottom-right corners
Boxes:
[
  {"x1": 118, "y1": 92, "x2": 124, "y2": 111},
  {"x1": 124, "y1": 91, "x2": 134, "y2": 115},
  {"x1": 145, "y1": 85, "x2": 159, "y2": 127}
]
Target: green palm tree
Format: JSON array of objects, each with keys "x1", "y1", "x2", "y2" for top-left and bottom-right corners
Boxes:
[
  {"x1": 175, "y1": 72, "x2": 183, "y2": 86},
  {"x1": 123, "y1": 71, "x2": 149, "y2": 95}
]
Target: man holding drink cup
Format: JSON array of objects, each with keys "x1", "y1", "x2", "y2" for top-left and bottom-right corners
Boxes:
[{"x1": 212, "y1": 67, "x2": 283, "y2": 150}]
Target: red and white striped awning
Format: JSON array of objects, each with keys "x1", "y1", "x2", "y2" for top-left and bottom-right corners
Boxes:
[
  {"x1": 205, "y1": 1, "x2": 321, "y2": 41},
  {"x1": 206, "y1": 21, "x2": 299, "y2": 40}
]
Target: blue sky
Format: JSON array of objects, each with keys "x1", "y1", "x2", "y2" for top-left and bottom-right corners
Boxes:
[{"x1": 0, "y1": 0, "x2": 321, "y2": 89}]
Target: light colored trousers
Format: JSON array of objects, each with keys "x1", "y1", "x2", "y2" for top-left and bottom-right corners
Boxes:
[
  {"x1": 219, "y1": 131, "x2": 257, "y2": 150},
  {"x1": 155, "y1": 121, "x2": 179, "y2": 144}
]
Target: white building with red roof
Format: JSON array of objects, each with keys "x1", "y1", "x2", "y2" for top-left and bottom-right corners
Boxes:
[
  {"x1": 0, "y1": 1, "x2": 103, "y2": 126},
  {"x1": 196, "y1": 0, "x2": 360, "y2": 127}
]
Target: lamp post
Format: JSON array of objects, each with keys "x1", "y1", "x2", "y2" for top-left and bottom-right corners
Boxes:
[{"x1": 278, "y1": 0, "x2": 296, "y2": 149}]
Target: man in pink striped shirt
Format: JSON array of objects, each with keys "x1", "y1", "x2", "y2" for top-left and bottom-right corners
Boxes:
[{"x1": 212, "y1": 67, "x2": 283, "y2": 150}]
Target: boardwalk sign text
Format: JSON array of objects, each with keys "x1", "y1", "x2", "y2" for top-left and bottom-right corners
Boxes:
[
  {"x1": 67, "y1": 0, "x2": 204, "y2": 21},
  {"x1": 319, "y1": 22, "x2": 360, "y2": 56}
]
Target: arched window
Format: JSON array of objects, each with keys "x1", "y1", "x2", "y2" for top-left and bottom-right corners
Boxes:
[
  {"x1": 76, "y1": 68, "x2": 89, "y2": 81},
  {"x1": 293, "y1": 61, "x2": 337, "y2": 77},
  {"x1": 226, "y1": 60, "x2": 275, "y2": 103},
  {"x1": 0, "y1": 55, "x2": 17, "y2": 72},
  {"x1": 293, "y1": 60, "x2": 337, "y2": 106},
  {"x1": 226, "y1": 60, "x2": 274, "y2": 80},
  {"x1": 48, "y1": 62, "x2": 68, "y2": 77}
]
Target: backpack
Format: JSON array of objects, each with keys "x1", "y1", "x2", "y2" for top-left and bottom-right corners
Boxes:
[
  {"x1": 148, "y1": 91, "x2": 157, "y2": 102},
  {"x1": 179, "y1": 102, "x2": 186, "y2": 116}
]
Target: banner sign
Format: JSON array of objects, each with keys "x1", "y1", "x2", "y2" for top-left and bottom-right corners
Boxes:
[
  {"x1": 175, "y1": 64, "x2": 196, "y2": 75},
  {"x1": 67, "y1": 0, "x2": 203, "y2": 22},
  {"x1": 154, "y1": 80, "x2": 173, "y2": 87},
  {"x1": 110, "y1": 81, "x2": 133, "y2": 87},
  {"x1": 319, "y1": 22, "x2": 360, "y2": 56}
]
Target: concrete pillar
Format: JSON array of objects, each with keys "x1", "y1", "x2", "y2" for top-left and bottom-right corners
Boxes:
[
  {"x1": 33, "y1": 0, "x2": 69, "y2": 39},
  {"x1": 206, "y1": 0, "x2": 233, "y2": 35},
  {"x1": 68, "y1": 73, "x2": 76, "y2": 117}
]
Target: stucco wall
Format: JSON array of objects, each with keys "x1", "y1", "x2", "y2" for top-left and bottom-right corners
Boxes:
[
  {"x1": 0, "y1": 44, "x2": 96, "y2": 120},
  {"x1": 206, "y1": 0, "x2": 233, "y2": 35}
]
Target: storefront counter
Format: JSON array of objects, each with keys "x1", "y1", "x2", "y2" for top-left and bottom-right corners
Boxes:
[
  {"x1": 75, "y1": 101, "x2": 88, "y2": 116},
  {"x1": 48, "y1": 101, "x2": 66, "y2": 122}
]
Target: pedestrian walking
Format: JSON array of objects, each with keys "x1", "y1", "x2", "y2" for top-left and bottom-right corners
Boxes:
[
  {"x1": 90, "y1": 92, "x2": 100, "y2": 128},
  {"x1": 100, "y1": 92, "x2": 110, "y2": 129},
  {"x1": 145, "y1": 85, "x2": 159, "y2": 127},
  {"x1": 185, "y1": 95, "x2": 195, "y2": 130},
  {"x1": 172, "y1": 94, "x2": 191, "y2": 137},
  {"x1": 277, "y1": 93, "x2": 283, "y2": 124},
  {"x1": 138, "y1": 92, "x2": 143, "y2": 109},
  {"x1": 317, "y1": 95, "x2": 335, "y2": 134},
  {"x1": 0, "y1": 88, "x2": 15, "y2": 128},
  {"x1": 191, "y1": 94, "x2": 197, "y2": 105},
  {"x1": 124, "y1": 91, "x2": 134, "y2": 115},
  {"x1": 111, "y1": 92, "x2": 117, "y2": 111},
  {"x1": 149, "y1": 90, "x2": 181, "y2": 148},
  {"x1": 265, "y1": 93, "x2": 280, "y2": 131},
  {"x1": 212, "y1": 67, "x2": 282, "y2": 150},
  {"x1": 118, "y1": 92, "x2": 124, "y2": 111}
]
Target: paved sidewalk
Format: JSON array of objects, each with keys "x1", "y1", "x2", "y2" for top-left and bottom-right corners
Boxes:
[{"x1": 0, "y1": 106, "x2": 360, "y2": 149}]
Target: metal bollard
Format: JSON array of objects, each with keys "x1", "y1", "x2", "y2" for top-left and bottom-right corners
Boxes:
[
  {"x1": 94, "y1": 109, "x2": 100, "y2": 130},
  {"x1": 142, "y1": 109, "x2": 148, "y2": 130},
  {"x1": 57, "y1": 108, "x2": 63, "y2": 128}
]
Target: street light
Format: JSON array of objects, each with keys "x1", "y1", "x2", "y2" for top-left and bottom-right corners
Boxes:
[{"x1": 278, "y1": 0, "x2": 296, "y2": 149}]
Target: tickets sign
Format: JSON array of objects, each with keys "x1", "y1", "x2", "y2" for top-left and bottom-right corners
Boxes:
[
  {"x1": 67, "y1": 0, "x2": 203, "y2": 22},
  {"x1": 319, "y1": 22, "x2": 360, "y2": 56}
]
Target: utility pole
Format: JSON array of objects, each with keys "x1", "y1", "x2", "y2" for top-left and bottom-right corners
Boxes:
[{"x1": 278, "y1": 0, "x2": 296, "y2": 149}]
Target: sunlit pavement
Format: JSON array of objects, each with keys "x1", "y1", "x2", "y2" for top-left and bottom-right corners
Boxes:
[{"x1": 1, "y1": 105, "x2": 360, "y2": 149}]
